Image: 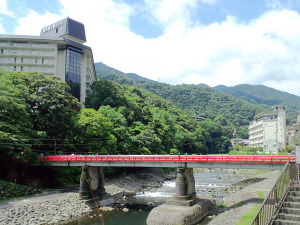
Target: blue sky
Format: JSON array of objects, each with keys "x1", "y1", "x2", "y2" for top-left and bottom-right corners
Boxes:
[{"x1": 1, "y1": 0, "x2": 300, "y2": 96}]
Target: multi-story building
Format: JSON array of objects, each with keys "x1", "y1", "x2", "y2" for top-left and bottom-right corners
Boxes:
[
  {"x1": 287, "y1": 113, "x2": 300, "y2": 147},
  {"x1": 0, "y1": 17, "x2": 96, "y2": 105},
  {"x1": 249, "y1": 106, "x2": 286, "y2": 152}
]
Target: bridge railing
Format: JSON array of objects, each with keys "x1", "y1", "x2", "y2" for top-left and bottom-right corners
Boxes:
[
  {"x1": 38, "y1": 155, "x2": 296, "y2": 163},
  {"x1": 250, "y1": 162, "x2": 298, "y2": 225}
]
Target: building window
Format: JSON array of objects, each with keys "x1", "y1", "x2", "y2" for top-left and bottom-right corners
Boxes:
[
  {"x1": 21, "y1": 58, "x2": 23, "y2": 63},
  {"x1": 21, "y1": 66, "x2": 23, "y2": 71},
  {"x1": 42, "y1": 58, "x2": 44, "y2": 64},
  {"x1": 65, "y1": 46, "x2": 82, "y2": 101},
  {"x1": 14, "y1": 58, "x2": 17, "y2": 63},
  {"x1": 13, "y1": 66, "x2": 16, "y2": 71},
  {"x1": 35, "y1": 58, "x2": 37, "y2": 63},
  {"x1": 0, "y1": 49, "x2": 3, "y2": 54}
]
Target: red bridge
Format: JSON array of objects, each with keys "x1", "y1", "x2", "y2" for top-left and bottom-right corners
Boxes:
[{"x1": 39, "y1": 154, "x2": 296, "y2": 170}]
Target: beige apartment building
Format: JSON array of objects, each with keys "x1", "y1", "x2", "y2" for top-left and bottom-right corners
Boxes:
[
  {"x1": 0, "y1": 17, "x2": 96, "y2": 105},
  {"x1": 249, "y1": 106, "x2": 286, "y2": 152}
]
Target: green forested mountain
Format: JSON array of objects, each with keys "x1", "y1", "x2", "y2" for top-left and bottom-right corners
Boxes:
[
  {"x1": 214, "y1": 84, "x2": 300, "y2": 124},
  {"x1": 95, "y1": 63, "x2": 266, "y2": 132},
  {"x1": 95, "y1": 62, "x2": 300, "y2": 126}
]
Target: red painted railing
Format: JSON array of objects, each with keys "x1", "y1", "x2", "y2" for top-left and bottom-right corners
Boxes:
[{"x1": 38, "y1": 155, "x2": 296, "y2": 163}]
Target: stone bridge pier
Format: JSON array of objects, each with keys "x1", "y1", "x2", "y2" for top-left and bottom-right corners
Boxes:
[
  {"x1": 147, "y1": 167, "x2": 214, "y2": 225},
  {"x1": 79, "y1": 166, "x2": 106, "y2": 200}
]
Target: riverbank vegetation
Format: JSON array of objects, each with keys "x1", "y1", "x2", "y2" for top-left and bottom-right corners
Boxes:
[{"x1": 0, "y1": 179, "x2": 41, "y2": 201}]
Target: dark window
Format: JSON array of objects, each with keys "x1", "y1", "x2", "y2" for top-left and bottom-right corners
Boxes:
[
  {"x1": 21, "y1": 58, "x2": 23, "y2": 63},
  {"x1": 13, "y1": 66, "x2": 16, "y2": 71},
  {"x1": 65, "y1": 46, "x2": 82, "y2": 101},
  {"x1": 21, "y1": 66, "x2": 23, "y2": 71},
  {"x1": 0, "y1": 49, "x2": 3, "y2": 54}
]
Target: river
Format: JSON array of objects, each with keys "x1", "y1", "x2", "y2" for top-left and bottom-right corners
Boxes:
[{"x1": 66, "y1": 169, "x2": 252, "y2": 225}]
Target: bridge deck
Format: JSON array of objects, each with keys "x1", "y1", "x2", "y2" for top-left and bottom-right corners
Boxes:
[{"x1": 39, "y1": 155, "x2": 295, "y2": 169}]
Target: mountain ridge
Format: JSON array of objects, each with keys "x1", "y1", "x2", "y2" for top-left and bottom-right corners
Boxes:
[{"x1": 94, "y1": 62, "x2": 300, "y2": 125}]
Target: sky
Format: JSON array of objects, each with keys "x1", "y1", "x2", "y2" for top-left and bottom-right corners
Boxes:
[{"x1": 1, "y1": 0, "x2": 300, "y2": 96}]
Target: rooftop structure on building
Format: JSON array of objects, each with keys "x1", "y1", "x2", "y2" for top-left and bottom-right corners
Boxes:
[
  {"x1": 192, "y1": 116, "x2": 205, "y2": 122},
  {"x1": 0, "y1": 17, "x2": 96, "y2": 106},
  {"x1": 248, "y1": 106, "x2": 286, "y2": 153}
]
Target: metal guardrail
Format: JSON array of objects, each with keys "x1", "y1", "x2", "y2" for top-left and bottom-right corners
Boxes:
[
  {"x1": 251, "y1": 162, "x2": 298, "y2": 225},
  {"x1": 38, "y1": 155, "x2": 296, "y2": 163}
]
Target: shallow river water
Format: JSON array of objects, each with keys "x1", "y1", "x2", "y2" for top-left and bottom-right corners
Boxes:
[{"x1": 67, "y1": 169, "x2": 250, "y2": 225}]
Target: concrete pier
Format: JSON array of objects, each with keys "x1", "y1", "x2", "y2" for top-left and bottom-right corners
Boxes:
[
  {"x1": 79, "y1": 166, "x2": 106, "y2": 200},
  {"x1": 147, "y1": 168, "x2": 214, "y2": 225}
]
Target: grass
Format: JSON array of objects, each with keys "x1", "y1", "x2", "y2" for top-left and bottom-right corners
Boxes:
[
  {"x1": 235, "y1": 191, "x2": 264, "y2": 225},
  {"x1": 216, "y1": 202, "x2": 228, "y2": 208},
  {"x1": 0, "y1": 179, "x2": 11, "y2": 185}
]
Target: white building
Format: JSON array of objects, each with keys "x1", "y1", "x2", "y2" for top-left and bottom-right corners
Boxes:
[
  {"x1": 249, "y1": 106, "x2": 286, "y2": 152},
  {"x1": 0, "y1": 17, "x2": 96, "y2": 105}
]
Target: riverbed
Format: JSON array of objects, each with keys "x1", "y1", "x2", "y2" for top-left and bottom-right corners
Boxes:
[
  {"x1": 0, "y1": 168, "x2": 279, "y2": 225},
  {"x1": 65, "y1": 168, "x2": 271, "y2": 225}
]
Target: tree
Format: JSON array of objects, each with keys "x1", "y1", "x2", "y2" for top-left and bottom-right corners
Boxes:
[
  {"x1": 85, "y1": 80, "x2": 127, "y2": 110},
  {"x1": 0, "y1": 71, "x2": 81, "y2": 154},
  {"x1": 0, "y1": 71, "x2": 39, "y2": 155},
  {"x1": 98, "y1": 106, "x2": 132, "y2": 153},
  {"x1": 71, "y1": 109, "x2": 117, "y2": 154}
]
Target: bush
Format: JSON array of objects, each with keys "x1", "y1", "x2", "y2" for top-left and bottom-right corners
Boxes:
[
  {"x1": 170, "y1": 148, "x2": 179, "y2": 155},
  {"x1": 285, "y1": 145, "x2": 294, "y2": 153}
]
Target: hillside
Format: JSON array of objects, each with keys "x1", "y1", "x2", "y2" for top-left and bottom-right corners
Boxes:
[
  {"x1": 94, "y1": 62, "x2": 266, "y2": 128},
  {"x1": 95, "y1": 62, "x2": 153, "y2": 82},
  {"x1": 214, "y1": 84, "x2": 300, "y2": 124}
]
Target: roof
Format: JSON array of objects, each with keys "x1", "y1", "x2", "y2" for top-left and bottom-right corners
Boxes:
[
  {"x1": 40, "y1": 17, "x2": 86, "y2": 43},
  {"x1": 0, "y1": 34, "x2": 91, "y2": 51}
]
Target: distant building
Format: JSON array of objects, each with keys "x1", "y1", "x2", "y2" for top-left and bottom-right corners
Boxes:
[
  {"x1": 230, "y1": 138, "x2": 250, "y2": 149},
  {"x1": 248, "y1": 106, "x2": 286, "y2": 152},
  {"x1": 287, "y1": 113, "x2": 300, "y2": 147},
  {"x1": 192, "y1": 116, "x2": 205, "y2": 122},
  {"x1": 0, "y1": 17, "x2": 96, "y2": 105}
]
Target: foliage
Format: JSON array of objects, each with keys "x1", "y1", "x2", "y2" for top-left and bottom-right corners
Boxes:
[
  {"x1": 95, "y1": 67, "x2": 266, "y2": 133},
  {"x1": 285, "y1": 145, "x2": 294, "y2": 153},
  {"x1": 0, "y1": 71, "x2": 80, "y2": 156},
  {"x1": 84, "y1": 79, "x2": 232, "y2": 154},
  {"x1": 71, "y1": 108, "x2": 117, "y2": 154},
  {"x1": 170, "y1": 148, "x2": 179, "y2": 155}
]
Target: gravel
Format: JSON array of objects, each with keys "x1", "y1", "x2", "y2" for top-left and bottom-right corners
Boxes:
[
  {"x1": 0, "y1": 168, "x2": 172, "y2": 225},
  {"x1": 208, "y1": 170, "x2": 280, "y2": 225}
]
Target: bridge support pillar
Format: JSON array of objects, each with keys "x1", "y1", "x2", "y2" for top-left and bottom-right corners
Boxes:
[
  {"x1": 79, "y1": 166, "x2": 106, "y2": 200},
  {"x1": 147, "y1": 167, "x2": 214, "y2": 225},
  {"x1": 165, "y1": 168, "x2": 197, "y2": 206}
]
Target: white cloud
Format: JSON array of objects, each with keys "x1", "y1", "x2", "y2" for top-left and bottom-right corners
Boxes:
[
  {"x1": 0, "y1": 0, "x2": 13, "y2": 16},
  {"x1": 14, "y1": 10, "x2": 63, "y2": 35},
  {"x1": 9, "y1": 0, "x2": 300, "y2": 96}
]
